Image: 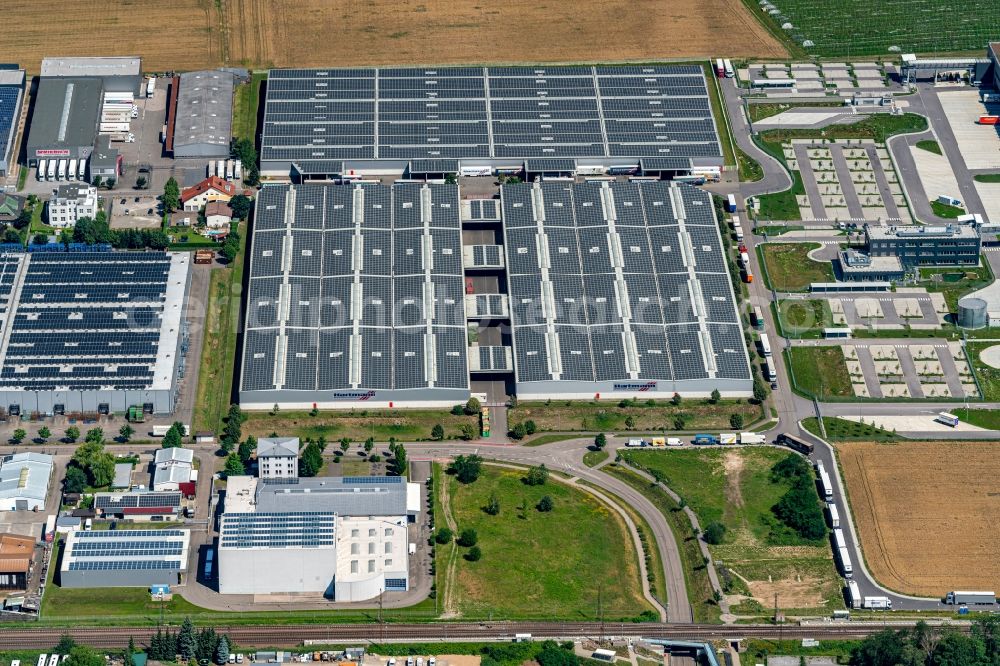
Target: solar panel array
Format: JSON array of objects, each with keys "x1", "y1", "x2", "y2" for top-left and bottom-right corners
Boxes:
[
  {"x1": 64, "y1": 529, "x2": 188, "y2": 573},
  {"x1": 502, "y1": 180, "x2": 749, "y2": 387},
  {"x1": 220, "y1": 512, "x2": 337, "y2": 549},
  {"x1": 94, "y1": 492, "x2": 182, "y2": 510},
  {"x1": 262, "y1": 66, "x2": 720, "y2": 168},
  {"x1": 0, "y1": 86, "x2": 20, "y2": 164},
  {"x1": 0, "y1": 252, "x2": 182, "y2": 392},
  {"x1": 242, "y1": 182, "x2": 469, "y2": 394}
]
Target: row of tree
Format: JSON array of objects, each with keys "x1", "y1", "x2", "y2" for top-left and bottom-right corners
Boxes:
[
  {"x1": 769, "y1": 453, "x2": 827, "y2": 541},
  {"x1": 148, "y1": 618, "x2": 231, "y2": 663},
  {"x1": 849, "y1": 617, "x2": 999, "y2": 665}
]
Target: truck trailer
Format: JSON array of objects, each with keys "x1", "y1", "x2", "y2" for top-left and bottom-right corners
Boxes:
[
  {"x1": 946, "y1": 590, "x2": 996, "y2": 605},
  {"x1": 778, "y1": 433, "x2": 814, "y2": 454},
  {"x1": 723, "y1": 59, "x2": 735, "y2": 78},
  {"x1": 759, "y1": 333, "x2": 772, "y2": 357},
  {"x1": 847, "y1": 580, "x2": 861, "y2": 608},
  {"x1": 720, "y1": 433, "x2": 738, "y2": 445},
  {"x1": 863, "y1": 596, "x2": 892, "y2": 610},
  {"x1": 827, "y1": 502, "x2": 841, "y2": 528},
  {"x1": 739, "y1": 432, "x2": 766, "y2": 445},
  {"x1": 693, "y1": 434, "x2": 720, "y2": 445},
  {"x1": 838, "y1": 546, "x2": 853, "y2": 578},
  {"x1": 37, "y1": 159, "x2": 47, "y2": 181}
]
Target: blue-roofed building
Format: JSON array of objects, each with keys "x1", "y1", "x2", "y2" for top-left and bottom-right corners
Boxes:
[
  {"x1": 60, "y1": 528, "x2": 190, "y2": 588},
  {"x1": 0, "y1": 69, "x2": 25, "y2": 178}
]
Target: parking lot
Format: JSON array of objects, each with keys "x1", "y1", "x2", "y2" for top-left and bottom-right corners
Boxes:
[
  {"x1": 108, "y1": 194, "x2": 160, "y2": 229},
  {"x1": 841, "y1": 340, "x2": 978, "y2": 399},
  {"x1": 828, "y1": 290, "x2": 948, "y2": 329}
]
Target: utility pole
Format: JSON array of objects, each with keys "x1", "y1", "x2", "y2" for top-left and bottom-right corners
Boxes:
[
  {"x1": 598, "y1": 583, "x2": 605, "y2": 642},
  {"x1": 378, "y1": 587, "x2": 385, "y2": 643},
  {"x1": 775, "y1": 593, "x2": 783, "y2": 646}
]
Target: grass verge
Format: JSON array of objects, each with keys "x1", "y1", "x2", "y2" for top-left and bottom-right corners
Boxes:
[
  {"x1": 801, "y1": 416, "x2": 899, "y2": 442},
  {"x1": 786, "y1": 347, "x2": 853, "y2": 399},
  {"x1": 955, "y1": 408, "x2": 1000, "y2": 430},
  {"x1": 508, "y1": 399, "x2": 763, "y2": 433},
  {"x1": 704, "y1": 64, "x2": 736, "y2": 168},
  {"x1": 747, "y1": 102, "x2": 844, "y2": 123},
  {"x1": 522, "y1": 433, "x2": 581, "y2": 447},
  {"x1": 582, "y1": 450, "x2": 609, "y2": 467},
  {"x1": 243, "y1": 408, "x2": 478, "y2": 442},
  {"x1": 192, "y1": 222, "x2": 246, "y2": 433},
  {"x1": 773, "y1": 299, "x2": 834, "y2": 339},
  {"x1": 915, "y1": 139, "x2": 942, "y2": 155},
  {"x1": 600, "y1": 463, "x2": 720, "y2": 624},
  {"x1": 973, "y1": 173, "x2": 1000, "y2": 183},
  {"x1": 965, "y1": 341, "x2": 1000, "y2": 400},
  {"x1": 736, "y1": 145, "x2": 763, "y2": 182},
  {"x1": 758, "y1": 243, "x2": 834, "y2": 292},
  {"x1": 930, "y1": 200, "x2": 964, "y2": 219},
  {"x1": 232, "y1": 71, "x2": 267, "y2": 142},
  {"x1": 442, "y1": 465, "x2": 653, "y2": 620}
]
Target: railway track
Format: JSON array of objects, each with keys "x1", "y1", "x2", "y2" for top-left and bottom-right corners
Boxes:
[{"x1": 0, "y1": 621, "x2": 936, "y2": 649}]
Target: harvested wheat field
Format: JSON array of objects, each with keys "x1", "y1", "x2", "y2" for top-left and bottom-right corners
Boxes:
[
  {"x1": 838, "y1": 440, "x2": 1000, "y2": 596},
  {"x1": 7, "y1": 0, "x2": 785, "y2": 73}
]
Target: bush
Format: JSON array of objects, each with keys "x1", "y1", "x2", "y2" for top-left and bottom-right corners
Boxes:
[
  {"x1": 457, "y1": 528, "x2": 478, "y2": 547},
  {"x1": 434, "y1": 527, "x2": 453, "y2": 544},
  {"x1": 464, "y1": 397, "x2": 481, "y2": 415},
  {"x1": 509, "y1": 422, "x2": 527, "y2": 440},
  {"x1": 464, "y1": 545, "x2": 482, "y2": 562},
  {"x1": 524, "y1": 464, "x2": 549, "y2": 486},
  {"x1": 451, "y1": 404, "x2": 464, "y2": 416},
  {"x1": 703, "y1": 521, "x2": 726, "y2": 545},
  {"x1": 730, "y1": 413, "x2": 744, "y2": 429},
  {"x1": 524, "y1": 419, "x2": 537, "y2": 435},
  {"x1": 537, "y1": 495, "x2": 554, "y2": 512},
  {"x1": 772, "y1": 478, "x2": 827, "y2": 541},
  {"x1": 449, "y1": 454, "x2": 483, "y2": 483}
]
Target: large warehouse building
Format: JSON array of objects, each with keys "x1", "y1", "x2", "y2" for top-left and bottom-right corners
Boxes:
[
  {"x1": 502, "y1": 179, "x2": 752, "y2": 397},
  {"x1": 218, "y1": 475, "x2": 415, "y2": 600},
  {"x1": 0, "y1": 251, "x2": 191, "y2": 416},
  {"x1": 171, "y1": 70, "x2": 235, "y2": 158},
  {"x1": 60, "y1": 528, "x2": 190, "y2": 588},
  {"x1": 0, "y1": 69, "x2": 25, "y2": 179},
  {"x1": 239, "y1": 182, "x2": 470, "y2": 409},
  {"x1": 259, "y1": 65, "x2": 723, "y2": 177}
]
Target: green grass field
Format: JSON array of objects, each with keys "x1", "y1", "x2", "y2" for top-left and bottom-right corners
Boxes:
[
  {"x1": 915, "y1": 139, "x2": 942, "y2": 155},
  {"x1": 620, "y1": 448, "x2": 842, "y2": 615},
  {"x1": 243, "y1": 408, "x2": 478, "y2": 442},
  {"x1": 918, "y1": 260, "x2": 994, "y2": 313},
  {"x1": 965, "y1": 341, "x2": 1000, "y2": 401},
  {"x1": 583, "y1": 450, "x2": 609, "y2": 467},
  {"x1": 232, "y1": 72, "x2": 267, "y2": 142},
  {"x1": 786, "y1": 347, "x2": 854, "y2": 399},
  {"x1": 440, "y1": 465, "x2": 653, "y2": 620},
  {"x1": 758, "y1": 243, "x2": 834, "y2": 292},
  {"x1": 974, "y1": 174, "x2": 1000, "y2": 183},
  {"x1": 751, "y1": 0, "x2": 998, "y2": 57},
  {"x1": 955, "y1": 408, "x2": 1000, "y2": 430},
  {"x1": 759, "y1": 114, "x2": 927, "y2": 145},
  {"x1": 736, "y1": 146, "x2": 763, "y2": 182},
  {"x1": 508, "y1": 399, "x2": 763, "y2": 433},
  {"x1": 801, "y1": 416, "x2": 899, "y2": 442},
  {"x1": 930, "y1": 200, "x2": 965, "y2": 219},
  {"x1": 773, "y1": 299, "x2": 834, "y2": 338}
]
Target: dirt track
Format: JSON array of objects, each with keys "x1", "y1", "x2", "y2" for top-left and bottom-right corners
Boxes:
[
  {"x1": 838, "y1": 440, "x2": 1000, "y2": 596},
  {"x1": 7, "y1": 0, "x2": 786, "y2": 73}
]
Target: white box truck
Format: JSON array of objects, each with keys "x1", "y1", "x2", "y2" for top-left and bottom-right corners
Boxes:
[
  {"x1": 740, "y1": 432, "x2": 766, "y2": 445},
  {"x1": 720, "y1": 433, "x2": 738, "y2": 445},
  {"x1": 759, "y1": 333, "x2": 772, "y2": 357},
  {"x1": 863, "y1": 596, "x2": 892, "y2": 610},
  {"x1": 936, "y1": 412, "x2": 959, "y2": 427},
  {"x1": 946, "y1": 590, "x2": 996, "y2": 605},
  {"x1": 838, "y1": 546, "x2": 853, "y2": 578},
  {"x1": 146, "y1": 77, "x2": 156, "y2": 97}
]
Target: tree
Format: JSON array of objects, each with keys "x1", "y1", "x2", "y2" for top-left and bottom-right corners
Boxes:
[
  {"x1": 64, "y1": 646, "x2": 104, "y2": 666},
  {"x1": 104, "y1": 178, "x2": 116, "y2": 189},
  {"x1": 11, "y1": 428, "x2": 26, "y2": 444},
  {"x1": 163, "y1": 422, "x2": 183, "y2": 448},
  {"x1": 177, "y1": 617, "x2": 197, "y2": 660},
  {"x1": 457, "y1": 528, "x2": 478, "y2": 547},
  {"x1": 449, "y1": 454, "x2": 483, "y2": 484},
  {"x1": 119, "y1": 424, "x2": 134, "y2": 442},
  {"x1": 85, "y1": 427, "x2": 104, "y2": 445},
  {"x1": 221, "y1": 235, "x2": 240, "y2": 262},
  {"x1": 363, "y1": 437, "x2": 374, "y2": 456},
  {"x1": 232, "y1": 137, "x2": 259, "y2": 186},
  {"x1": 524, "y1": 419, "x2": 537, "y2": 435},
  {"x1": 464, "y1": 396, "x2": 481, "y2": 415},
  {"x1": 38, "y1": 426, "x2": 51, "y2": 443},
  {"x1": 63, "y1": 466, "x2": 87, "y2": 494},
  {"x1": 671, "y1": 392, "x2": 682, "y2": 406},
  {"x1": 710, "y1": 388, "x2": 721, "y2": 404},
  {"x1": 229, "y1": 194, "x2": 251, "y2": 220},
  {"x1": 340, "y1": 438, "x2": 351, "y2": 454},
  {"x1": 849, "y1": 629, "x2": 907, "y2": 666},
  {"x1": 299, "y1": 442, "x2": 323, "y2": 477},
  {"x1": 772, "y1": 478, "x2": 827, "y2": 541},
  {"x1": 594, "y1": 433, "x2": 607, "y2": 450},
  {"x1": 464, "y1": 545, "x2": 482, "y2": 562},
  {"x1": 537, "y1": 495, "x2": 554, "y2": 512},
  {"x1": 624, "y1": 415, "x2": 635, "y2": 429},
  {"x1": 536, "y1": 644, "x2": 578, "y2": 666},
  {"x1": 752, "y1": 376, "x2": 769, "y2": 403},
  {"x1": 127, "y1": 636, "x2": 137, "y2": 657},
  {"x1": 459, "y1": 423, "x2": 477, "y2": 440},
  {"x1": 224, "y1": 454, "x2": 245, "y2": 478},
  {"x1": 729, "y1": 413, "x2": 744, "y2": 429},
  {"x1": 484, "y1": 493, "x2": 500, "y2": 516},
  {"x1": 237, "y1": 436, "x2": 257, "y2": 464},
  {"x1": 136, "y1": 176, "x2": 147, "y2": 189},
  {"x1": 435, "y1": 527, "x2": 453, "y2": 544},
  {"x1": 92, "y1": 176, "x2": 103, "y2": 189},
  {"x1": 509, "y1": 422, "x2": 527, "y2": 440},
  {"x1": 524, "y1": 464, "x2": 549, "y2": 486},
  {"x1": 431, "y1": 423, "x2": 445, "y2": 440},
  {"x1": 215, "y1": 636, "x2": 230, "y2": 665},
  {"x1": 55, "y1": 633, "x2": 77, "y2": 653},
  {"x1": 196, "y1": 627, "x2": 218, "y2": 662},
  {"x1": 703, "y1": 521, "x2": 726, "y2": 545},
  {"x1": 391, "y1": 444, "x2": 408, "y2": 476},
  {"x1": 33, "y1": 233, "x2": 49, "y2": 245},
  {"x1": 162, "y1": 177, "x2": 181, "y2": 213}
]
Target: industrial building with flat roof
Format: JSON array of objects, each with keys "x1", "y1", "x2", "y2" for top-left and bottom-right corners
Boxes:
[
  {"x1": 218, "y1": 475, "x2": 416, "y2": 599},
  {"x1": 502, "y1": 180, "x2": 752, "y2": 398},
  {"x1": 0, "y1": 452, "x2": 53, "y2": 511},
  {"x1": 60, "y1": 528, "x2": 190, "y2": 588},
  {"x1": 239, "y1": 182, "x2": 470, "y2": 409},
  {"x1": 25, "y1": 78, "x2": 103, "y2": 165},
  {"x1": 259, "y1": 65, "x2": 722, "y2": 177},
  {"x1": 171, "y1": 70, "x2": 235, "y2": 158},
  {"x1": 40, "y1": 57, "x2": 142, "y2": 94},
  {"x1": 0, "y1": 69, "x2": 25, "y2": 178},
  {"x1": 0, "y1": 251, "x2": 191, "y2": 416},
  {"x1": 865, "y1": 223, "x2": 981, "y2": 267}
]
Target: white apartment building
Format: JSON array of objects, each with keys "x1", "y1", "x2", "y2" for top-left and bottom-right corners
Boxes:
[
  {"x1": 257, "y1": 437, "x2": 299, "y2": 478},
  {"x1": 47, "y1": 184, "x2": 97, "y2": 228}
]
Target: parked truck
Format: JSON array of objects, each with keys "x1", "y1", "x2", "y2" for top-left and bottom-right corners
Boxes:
[
  {"x1": 863, "y1": 596, "x2": 892, "y2": 610},
  {"x1": 693, "y1": 434, "x2": 720, "y2": 445},
  {"x1": 946, "y1": 590, "x2": 996, "y2": 605},
  {"x1": 146, "y1": 77, "x2": 156, "y2": 97},
  {"x1": 847, "y1": 580, "x2": 861, "y2": 608},
  {"x1": 727, "y1": 193, "x2": 737, "y2": 213},
  {"x1": 739, "y1": 432, "x2": 766, "y2": 445},
  {"x1": 815, "y1": 461, "x2": 834, "y2": 501},
  {"x1": 759, "y1": 333, "x2": 772, "y2": 357},
  {"x1": 838, "y1": 546, "x2": 854, "y2": 578},
  {"x1": 715, "y1": 58, "x2": 725, "y2": 78},
  {"x1": 827, "y1": 502, "x2": 841, "y2": 529},
  {"x1": 935, "y1": 412, "x2": 959, "y2": 427},
  {"x1": 37, "y1": 159, "x2": 47, "y2": 182},
  {"x1": 152, "y1": 424, "x2": 190, "y2": 437},
  {"x1": 777, "y1": 432, "x2": 814, "y2": 454},
  {"x1": 723, "y1": 59, "x2": 735, "y2": 78},
  {"x1": 720, "y1": 432, "x2": 738, "y2": 445}
]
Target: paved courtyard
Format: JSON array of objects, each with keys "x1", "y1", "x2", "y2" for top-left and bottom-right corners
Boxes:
[{"x1": 841, "y1": 340, "x2": 978, "y2": 399}]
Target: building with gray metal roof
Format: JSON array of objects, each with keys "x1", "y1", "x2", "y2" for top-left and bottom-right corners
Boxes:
[
  {"x1": 112, "y1": 462, "x2": 133, "y2": 490},
  {"x1": 0, "y1": 251, "x2": 192, "y2": 416},
  {"x1": 0, "y1": 452, "x2": 53, "y2": 511},
  {"x1": 259, "y1": 65, "x2": 722, "y2": 177},
  {"x1": 60, "y1": 528, "x2": 190, "y2": 588},
  {"x1": 239, "y1": 181, "x2": 470, "y2": 410},
  {"x1": 501, "y1": 179, "x2": 752, "y2": 398},
  {"x1": 254, "y1": 476, "x2": 411, "y2": 516},
  {"x1": 40, "y1": 57, "x2": 141, "y2": 94},
  {"x1": 25, "y1": 78, "x2": 103, "y2": 165},
  {"x1": 172, "y1": 70, "x2": 235, "y2": 158}
]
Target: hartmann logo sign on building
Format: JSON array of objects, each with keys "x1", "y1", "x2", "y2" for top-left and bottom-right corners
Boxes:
[
  {"x1": 612, "y1": 382, "x2": 658, "y2": 392},
  {"x1": 331, "y1": 391, "x2": 377, "y2": 401}
]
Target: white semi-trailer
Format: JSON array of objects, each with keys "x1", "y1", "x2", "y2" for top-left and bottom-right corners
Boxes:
[
  {"x1": 828, "y1": 502, "x2": 841, "y2": 528},
  {"x1": 739, "y1": 432, "x2": 766, "y2": 445},
  {"x1": 78, "y1": 159, "x2": 87, "y2": 180},
  {"x1": 37, "y1": 159, "x2": 47, "y2": 181},
  {"x1": 838, "y1": 546, "x2": 853, "y2": 578},
  {"x1": 847, "y1": 580, "x2": 861, "y2": 608},
  {"x1": 863, "y1": 596, "x2": 892, "y2": 610},
  {"x1": 946, "y1": 590, "x2": 996, "y2": 605},
  {"x1": 47, "y1": 160, "x2": 56, "y2": 181},
  {"x1": 57, "y1": 160, "x2": 66, "y2": 181},
  {"x1": 832, "y1": 528, "x2": 847, "y2": 551}
]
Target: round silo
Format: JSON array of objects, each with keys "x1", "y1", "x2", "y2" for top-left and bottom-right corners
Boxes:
[{"x1": 957, "y1": 297, "x2": 987, "y2": 329}]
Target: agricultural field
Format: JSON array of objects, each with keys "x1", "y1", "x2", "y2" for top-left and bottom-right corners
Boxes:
[
  {"x1": 755, "y1": 0, "x2": 999, "y2": 57},
  {"x1": 434, "y1": 464, "x2": 653, "y2": 620},
  {"x1": 621, "y1": 448, "x2": 843, "y2": 615},
  {"x1": 837, "y1": 440, "x2": 1000, "y2": 596},
  {"x1": 6, "y1": 0, "x2": 784, "y2": 73}
]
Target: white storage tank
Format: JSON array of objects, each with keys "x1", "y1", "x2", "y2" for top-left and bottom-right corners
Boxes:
[{"x1": 958, "y1": 297, "x2": 987, "y2": 330}]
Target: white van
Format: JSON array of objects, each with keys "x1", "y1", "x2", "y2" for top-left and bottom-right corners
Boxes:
[{"x1": 84, "y1": 518, "x2": 93, "y2": 531}]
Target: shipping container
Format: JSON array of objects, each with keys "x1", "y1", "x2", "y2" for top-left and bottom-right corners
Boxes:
[
  {"x1": 759, "y1": 333, "x2": 772, "y2": 357},
  {"x1": 946, "y1": 590, "x2": 996, "y2": 605},
  {"x1": 723, "y1": 59, "x2": 735, "y2": 78},
  {"x1": 727, "y1": 193, "x2": 738, "y2": 213}
]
